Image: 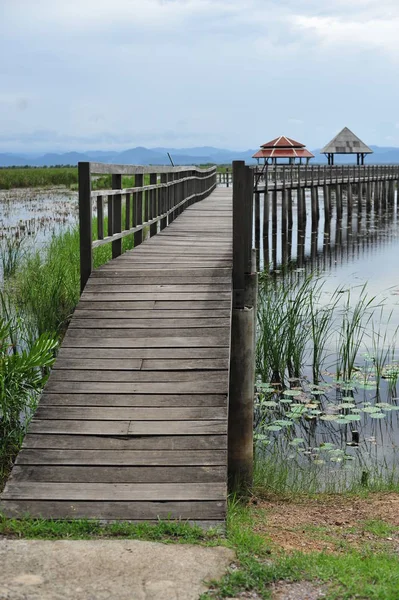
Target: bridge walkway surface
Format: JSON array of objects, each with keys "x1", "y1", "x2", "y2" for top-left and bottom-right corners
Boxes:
[{"x1": 0, "y1": 187, "x2": 232, "y2": 527}]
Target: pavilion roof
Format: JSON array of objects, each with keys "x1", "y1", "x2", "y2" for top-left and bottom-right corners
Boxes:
[
  {"x1": 321, "y1": 127, "x2": 373, "y2": 154},
  {"x1": 253, "y1": 148, "x2": 314, "y2": 159},
  {"x1": 260, "y1": 136, "x2": 306, "y2": 149}
]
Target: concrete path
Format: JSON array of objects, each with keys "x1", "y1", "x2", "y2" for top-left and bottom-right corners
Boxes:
[{"x1": 0, "y1": 539, "x2": 234, "y2": 600}]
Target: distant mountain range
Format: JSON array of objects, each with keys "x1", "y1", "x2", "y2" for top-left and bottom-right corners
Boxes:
[{"x1": 1, "y1": 145, "x2": 399, "y2": 167}]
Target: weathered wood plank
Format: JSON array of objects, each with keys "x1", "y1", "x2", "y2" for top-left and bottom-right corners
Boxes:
[
  {"x1": 86, "y1": 277, "x2": 231, "y2": 285},
  {"x1": 10, "y1": 465, "x2": 226, "y2": 483},
  {"x1": 49, "y1": 370, "x2": 228, "y2": 383},
  {"x1": 62, "y1": 336, "x2": 229, "y2": 348},
  {"x1": 81, "y1": 293, "x2": 231, "y2": 301},
  {"x1": 2, "y1": 482, "x2": 226, "y2": 501},
  {"x1": 22, "y1": 434, "x2": 227, "y2": 450},
  {"x1": 34, "y1": 406, "x2": 227, "y2": 420},
  {"x1": 64, "y1": 328, "x2": 229, "y2": 339},
  {"x1": 28, "y1": 420, "x2": 227, "y2": 435},
  {"x1": 83, "y1": 285, "x2": 230, "y2": 293},
  {"x1": 69, "y1": 318, "x2": 230, "y2": 329},
  {"x1": 57, "y1": 347, "x2": 229, "y2": 359},
  {"x1": 0, "y1": 500, "x2": 225, "y2": 520},
  {"x1": 44, "y1": 381, "x2": 228, "y2": 394},
  {"x1": 76, "y1": 301, "x2": 230, "y2": 310},
  {"x1": 39, "y1": 393, "x2": 227, "y2": 407},
  {"x1": 15, "y1": 449, "x2": 227, "y2": 465},
  {"x1": 53, "y1": 358, "x2": 228, "y2": 371}
]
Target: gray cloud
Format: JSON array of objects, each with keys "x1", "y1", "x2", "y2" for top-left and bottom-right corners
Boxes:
[{"x1": 1, "y1": 0, "x2": 399, "y2": 152}]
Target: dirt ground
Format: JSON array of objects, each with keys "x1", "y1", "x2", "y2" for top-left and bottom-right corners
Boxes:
[{"x1": 250, "y1": 493, "x2": 399, "y2": 553}]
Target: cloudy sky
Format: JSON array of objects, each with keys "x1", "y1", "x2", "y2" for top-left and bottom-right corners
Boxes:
[{"x1": 1, "y1": 0, "x2": 399, "y2": 153}]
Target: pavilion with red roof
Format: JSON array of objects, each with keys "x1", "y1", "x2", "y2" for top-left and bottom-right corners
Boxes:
[{"x1": 252, "y1": 136, "x2": 314, "y2": 165}]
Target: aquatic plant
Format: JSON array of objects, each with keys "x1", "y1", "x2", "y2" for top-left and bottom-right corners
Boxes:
[
  {"x1": 256, "y1": 274, "x2": 399, "y2": 492},
  {"x1": 0, "y1": 236, "x2": 26, "y2": 280},
  {"x1": 0, "y1": 310, "x2": 57, "y2": 484}
]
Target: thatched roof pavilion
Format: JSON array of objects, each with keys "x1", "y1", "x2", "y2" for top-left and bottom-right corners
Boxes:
[
  {"x1": 321, "y1": 127, "x2": 373, "y2": 165},
  {"x1": 252, "y1": 136, "x2": 314, "y2": 165}
]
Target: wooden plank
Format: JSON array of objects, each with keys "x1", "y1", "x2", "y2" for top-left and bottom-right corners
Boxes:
[
  {"x1": 28, "y1": 420, "x2": 227, "y2": 435},
  {"x1": 39, "y1": 393, "x2": 227, "y2": 407},
  {"x1": 0, "y1": 500, "x2": 225, "y2": 520},
  {"x1": 86, "y1": 277, "x2": 231, "y2": 285},
  {"x1": 62, "y1": 337, "x2": 229, "y2": 348},
  {"x1": 76, "y1": 301, "x2": 231, "y2": 310},
  {"x1": 94, "y1": 268, "x2": 232, "y2": 276},
  {"x1": 2, "y1": 482, "x2": 226, "y2": 501},
  {"x1": 34, "y1": 406, "x2": 227, "y2": 420},
  {"x1": 69, "y1": 318, "x2": 230, "y2": 329},
  {"x1": 57, "y1": 347, "x2": 230, "y2": 359},
  {"x1": 53, "y1": 358, "x2": 228, "y2": 371},
  {"x1": 22, "y1": 434, "x2": 227, "y2": 450},
  {"x1": 64, "y1": 328, "x2": 229, "y2": 339},
  {"x1": 45, "y1": 377, "x2": 226, "y2": 395},
  {"x1": 10, "y1": 465, "x2": 226, "y2": 484},
  {"x1": 15, "y1": 449, "x2": 227, "y2": 465},
  {"x1": 49, "y1": 370, "x2": 227, "y2": 382},
  {"x1": 83, "y1": 285, "x2": 230, "y2": 293},
  {"x1": 73, "y1": 309, "x2": 230, "y2": 319},
  {"x1": 81, "y1": 293, "x2": 231, "y2": 301}
]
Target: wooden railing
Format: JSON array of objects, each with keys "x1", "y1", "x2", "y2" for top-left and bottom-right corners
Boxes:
[
  {"x1": 78, "y1": 162, "x2": 217, "y2": 291},
  {"x1": 254, "y1": 164, "x2": 399, "y2": 189},
  {"x1": 216, "y1": 168, "x2": 232, "y2": 187}
]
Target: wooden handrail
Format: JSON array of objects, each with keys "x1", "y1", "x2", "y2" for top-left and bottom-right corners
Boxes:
[{"x1": 78, "y1": 162, "x2": 217, "y2": 291}]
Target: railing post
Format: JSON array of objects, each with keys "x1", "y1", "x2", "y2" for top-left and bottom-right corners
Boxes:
[
  {"x1": 134, "y1": 173, "x2": 143, "y2": 247},
  {"x1": 78, "y1": 162, "x2": 93, "y2": 292},
  {"x1": 160, "y1": 173, "x2": 167, "y2": 230},
  {"x1": 112, "y1": 174, "x2": 122, "y2": 259},
  {"x1": 229, "y1": 161, "x2": 257, "y2": 494},
  {"x1": 149, "y1": 172, "x2": 157, "y2": 237}
]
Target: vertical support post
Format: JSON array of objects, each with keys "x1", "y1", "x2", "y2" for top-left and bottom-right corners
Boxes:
[
  {"x1": 134, "y1": 173, "x2": 143, "y2": 247},
  {"x1": 160, "y1": 173, "x2": 168, "y2": 230},
  {"x1": 112, "y1": 173, "x2": 122, "y2": 259},
  {"x1": 79, "y1": 162, "x2": 93, "y2": 292},
  {"x1": 149, "y1": 172, "x2": 158, "y2": 237},
  {"x1": 229, "y1": 161, "x2": 256, "y2": 493}
]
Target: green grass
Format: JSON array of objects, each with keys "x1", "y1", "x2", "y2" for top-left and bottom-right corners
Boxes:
[
  {"x1": 0, "y1": 167, "x2": 78, "y2": 190},
  {"x1": 2, "y1": 499, "x2": 399, "y2": 599},
  {"x1": 0, "y1": 513, "x2": 221, "y2": 544},
  {"x1": 6, "y1": 209, "x2": 135, "y2": 338}
]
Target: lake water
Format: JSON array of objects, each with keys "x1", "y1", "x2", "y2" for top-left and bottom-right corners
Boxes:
[
  {"x1": 255, "y1": 188, "x2": 399, "y2": 490},
  {"x1": 0, "y1": 187, "x2": 79, "y2": 245}
]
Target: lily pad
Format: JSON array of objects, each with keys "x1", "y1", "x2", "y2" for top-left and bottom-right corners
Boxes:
[
  {"x1": 344, "y1": 414, "x2": 361, "y2": 421},
  {"x1": 267, "y1": 425, "x2": 283, "y2": 431},
  {"x1": 262, "y1": 401, "x2": 278, "y2": 408},
  {"x1": 320, "y1": 414, "x2": 338, "y2": 421},
  {"x1": 369, "y1": 413, "x2": 386, "y2": 419},
  {"x1": 283, "y1": 390, "x2": 303, "y2": 397}
]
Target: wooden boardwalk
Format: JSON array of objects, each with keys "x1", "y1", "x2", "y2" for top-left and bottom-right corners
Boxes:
[{"x1": 1, "y1": 188, "x2": 232, "y2": 525}]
